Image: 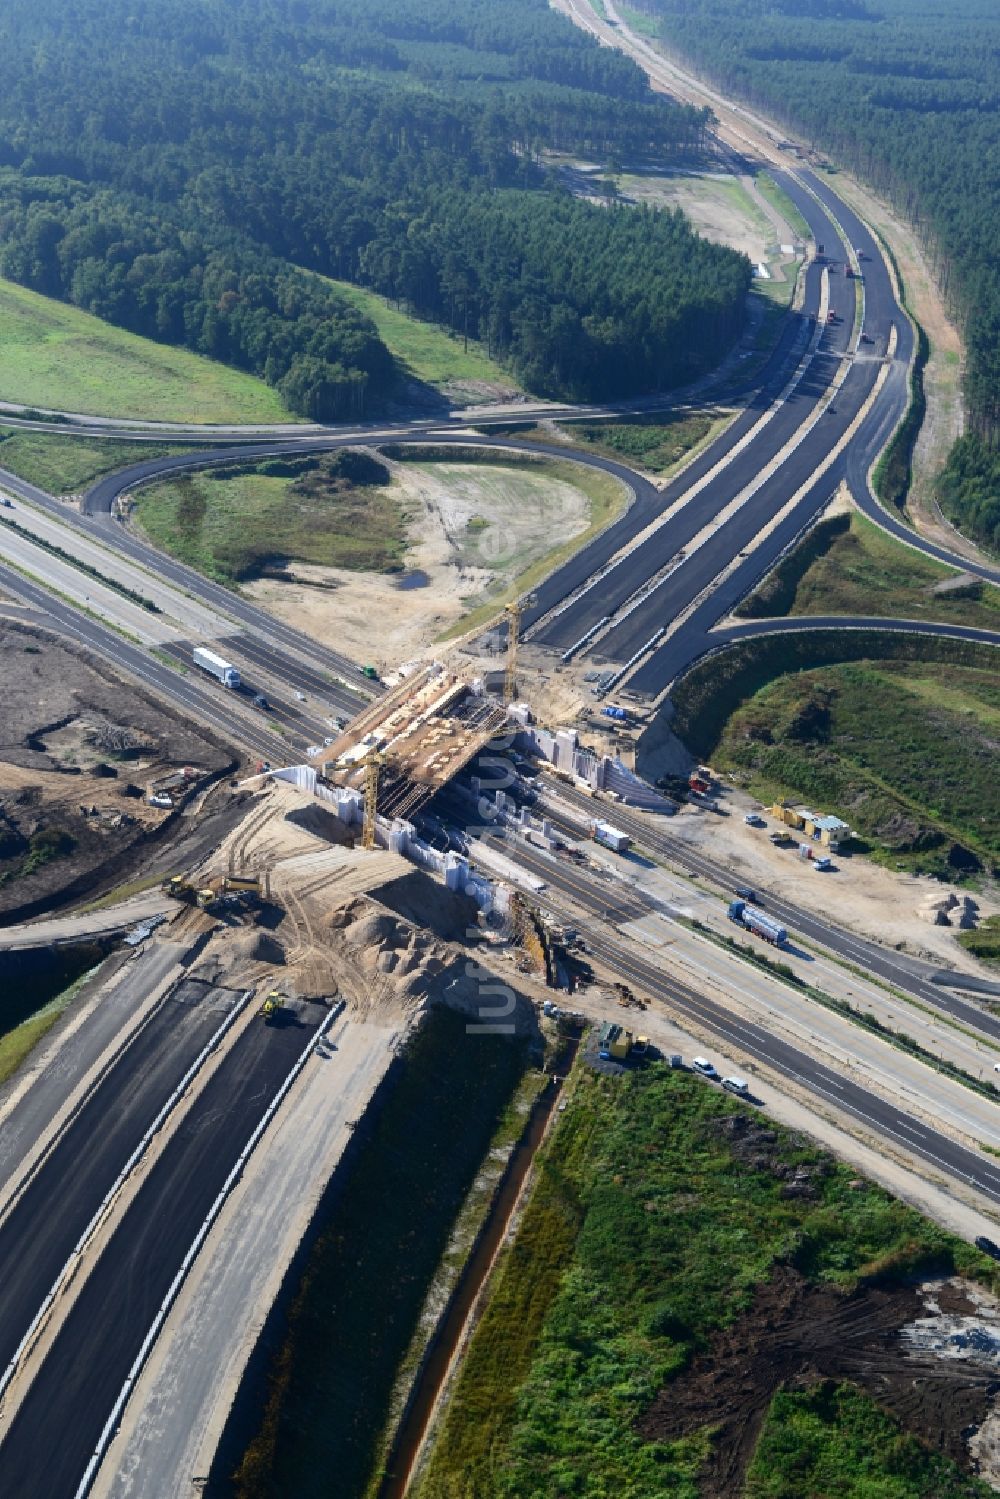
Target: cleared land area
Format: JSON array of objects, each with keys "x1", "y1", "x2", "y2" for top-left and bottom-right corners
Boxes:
[
  {"x1": 737, "y1": 508, "x2": 1000, "y2": 633},
  {"x1": 319, "y1": 276, "x2": 521, "y2": 402},
  {"x1": 0, "y1": 622, "x2": 230, "y2": 920},
  {"x1": 414, "y1": 1060, "x2": 999, "y2": 1498},
  {"x1": 237, "y1": 451, "x2": 624, "y2": 661},
  {"x1": 0, "y1": 278, "x2": 295, "y2": 424}
]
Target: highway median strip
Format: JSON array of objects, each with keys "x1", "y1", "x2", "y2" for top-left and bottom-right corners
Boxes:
[{"x1": 0, "y1": 512, "x2": 161, "y2": 614}]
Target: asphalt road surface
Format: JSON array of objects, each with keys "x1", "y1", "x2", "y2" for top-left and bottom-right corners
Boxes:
[
  {"x1": 0, "y1": 1000, "x2": 323, "y2": 1499},
  {"x1": 0, "y1": 977, "x2": 242, "y2": 1380},
  {"x1": 537, "y1": 781, "x2": 1000, "y2": 1043},
  {"x1": 482, "y1": 829, "x2": 1000, "y2": 1204}
]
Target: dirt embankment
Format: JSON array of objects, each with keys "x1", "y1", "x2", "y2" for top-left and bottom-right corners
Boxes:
[{"x1": 0, "y1": 623, "x2": 231, "y2": 920}]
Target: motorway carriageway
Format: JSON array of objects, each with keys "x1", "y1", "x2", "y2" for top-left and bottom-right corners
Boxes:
[
  {"x1": 0, "y1": 998, "x2": 326, "y2": 1499},
  {"x1": 538, "y1": 780, "x2": 1000, "y2": 1045},
  {"x1": 484, "y1": 831, "x2": 1000, "y2": 1207},
  {"x1": 527, "y1": 170, "x2": 856, "y2": 655},
  {"x1": 0, "y1": 981, "x2": 240, "y2": 1389},
  {"x1": 0, "y1": 561, "x2": 288, "y2": 765},
  {"x1": 0, "y1": 463, "x2": 373, "y2": 712}
]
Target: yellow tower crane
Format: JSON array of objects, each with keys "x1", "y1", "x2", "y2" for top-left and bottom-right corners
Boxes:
[
  {"x1": 504, "y1": 598, "x2": 521, "y2": 706},
  {"x1": 362, "y1": 749, "x2": 385, "y2": 850}
]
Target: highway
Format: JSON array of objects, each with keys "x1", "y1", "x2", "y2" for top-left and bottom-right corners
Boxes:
[
  {"x1": 478, "y1": 830, "x2": 1000, "y2": 1205},
  {"x1": 537, "y1": 779, "x2": 1000, "y2": 1037},
  {"x1": 0, "y1": 999, "x2": 325, "y2": 1499},
  {"x1": 0, "y1": 980, "x2": 245, "y2": 1389}
]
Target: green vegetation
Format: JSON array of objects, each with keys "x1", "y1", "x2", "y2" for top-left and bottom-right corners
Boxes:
[
  {"x1": 0, "y1": 0, "x2": 744, "y2": 414},
  {"x1": 0, "y1": 279, "x2": 295, "y2": 424},
  {"x1": 874, "y1": 321, "x2": 930, "y2": 516},
  {"x1": 0, "y1": 826, "x2": 77, "y2": 889},
  {"x1": 0, "y1": 949, "x2": 103, "y2": 1086},
  {"x1": 416, "y1": 1062, "x2": 991, "y2": 1498},
  {"x1": 696, "y1": 657, "x2": 1000, "y2": 878},
  {"x1": 747, "y1": 1382, "x2": 989, "y2": 1499},
  {"x1": 0, "y1": 428, "x2": 189, "y2": 495},
  {"x1": 231, "y1": 1009, "x2": 529, "y2": 1499},
  {"x1": 937, "y1": 436, "x2": 1000, "y2": 557},
  {"x1": 756, "y1": 171, "x2": 810, "y2": 241},
  {"x1": 320, "y1": 278, "x2": 519, "y2": 396},
  {"x1": 737, "y1": 510, "x2": 1000, "y2": 633},
  {"x1": 643, "y1": 0, "x2": 1000, "y2": 553},
  {"x1": 959, "y1": 915, "x2": 1000, "y2": 970},
  {"x1": 564, "y1": 410, "x2": 722, "y2": 474},
  {"x1": 134, "y1": 451, "x2": 405, "y2": 585}
]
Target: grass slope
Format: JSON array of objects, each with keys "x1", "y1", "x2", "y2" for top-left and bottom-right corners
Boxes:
[
  {"x1": 320, "y1": 276, "x2": 520, "y2": 395},
  {"x1": 709, "y1": 659, "x2": 1000, "y2": 877},
  {"x1": 563, "y1": 410, "x2": 723, "y2": 475},
  {"x1": 0, "y1": 278, "x2": 295, "y2": 423},
  {"x1": 738, "y1": 509, "x2": 1000, "y2": 633},
  {"x1": 0, "y1": 951, "x2": 103, "y2": 1086},
  {"x1": 0, "y1": 428, "x2": 191, "y2": 494},
  {"x1": 415, "y1": 1063, "x2": 992, "y2": 1499},
  {"x1": 134, "y1": 453, "x2": 406, "y2": 584}
]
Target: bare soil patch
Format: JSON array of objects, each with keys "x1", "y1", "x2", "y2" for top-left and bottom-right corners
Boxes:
[
  {"x1": 0, "y1": 623, "x2": 230, "y2": 919},
  {"x1": 640, "y1": 1257, "x2": 998, "y2": 1497}
]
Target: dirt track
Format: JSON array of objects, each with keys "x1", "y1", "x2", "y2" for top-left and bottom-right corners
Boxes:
[{"x1": 640, "y1": 1262, "x2": 999, "y2": 1495}]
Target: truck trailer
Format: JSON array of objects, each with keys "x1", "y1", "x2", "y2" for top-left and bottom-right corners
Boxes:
[
  {"x1": 591, "y1": 821, "x2": 631, "y2": 854},
  {"x1": 728, "y1": 899, "x2": 788, "y2": 946},
  {"x1": 192, "y1": 646, "x2": 241, "y2": 689}
]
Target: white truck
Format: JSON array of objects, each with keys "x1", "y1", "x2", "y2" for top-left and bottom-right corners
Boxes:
[
  {"x1": 192, "y1": 646, "x2": 241, "y2": 689},
  {"x1": 591, "y1": 820, "x2": 631, "y2": 854}
]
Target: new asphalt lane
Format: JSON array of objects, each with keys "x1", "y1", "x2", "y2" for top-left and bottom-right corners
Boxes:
[
  {"x1": 0, "y1": 1001, "x2": 324, "y2": 1499},
  {"x1": 0, "y1": 979, "x2": 240, "y2": 1383}
]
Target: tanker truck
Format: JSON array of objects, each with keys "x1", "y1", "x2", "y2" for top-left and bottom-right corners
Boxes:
[{"x1": 728, "y1": 899, "x2": 788, "y2": 946}]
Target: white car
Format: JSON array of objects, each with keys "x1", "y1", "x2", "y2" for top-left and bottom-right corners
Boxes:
[
  {"x1": 305, "y1": 745, "x2": 321, "y2": 758},
  {"x1": 295, "y1": 690, "x2": 307, "y2": 702},
  {"x1": 722, "y1": 1077, "x2": 750, "y2": 1097},
  {"x1": 692, "y1": 1056, "x2": 717, "y2": 1078}
]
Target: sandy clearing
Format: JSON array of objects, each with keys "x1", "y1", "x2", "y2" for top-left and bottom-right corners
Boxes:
[
  {"x1": 243, "y1": 460, "x2": 593, "y2": 667},
  {"x1": 663, "y1": 791, "x2": 1000, "y2": 975}
]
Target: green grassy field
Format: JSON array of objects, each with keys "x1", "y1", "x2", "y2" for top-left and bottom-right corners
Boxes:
[
  {"x1": 231, "y1": 1010, "x2": 529, "y2": 1499},
  {"x1": 319, "y1": 276, "x2": 520, "y2": 395},
  {"x1": 415, "y1": 1062, "x2": 992, "y2": 1499},
  {"x1": 0, "y1": 428, "x2": 192, "y2": 494},
  {"x1": 959, "y1": 915, "x2": 1000, "y2": 970},
  {"x1": 738, "y1": 509, "x2": 1000, "y2": 632},
  {"x1": 0, "y1": 279, "x2": 296, "y2": 423},
  {"x1": 563, "y1": 410, "x2": 724, "y2": 475},
  {"x1": 134, "y1": 452, "x2": 406, "y2": 584}
]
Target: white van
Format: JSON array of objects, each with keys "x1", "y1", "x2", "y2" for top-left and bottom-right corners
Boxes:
[{"x1": 722, "y1": 1077, "x2": 750, "y2": 1097}]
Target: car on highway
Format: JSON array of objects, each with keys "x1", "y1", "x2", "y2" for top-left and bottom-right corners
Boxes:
[
  {"x1": 252, "y1": 693, "x2": 269, "y2": 709},
  {"x1": 294, "y1": 690, "x2": 307, "y2": 701},
  {"x1": 692, "y1": 1056, "x2": 717, "y2": 1079},
  {"x1": 975, "y1": 1235, "x2": 1000, "y2": 1261},
  {"x1": 305, "y1": 745, "x2": 321, "y2": 757},
  {"x1": 735, "y1": 886, "x2": 758, "y2": 902}
]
